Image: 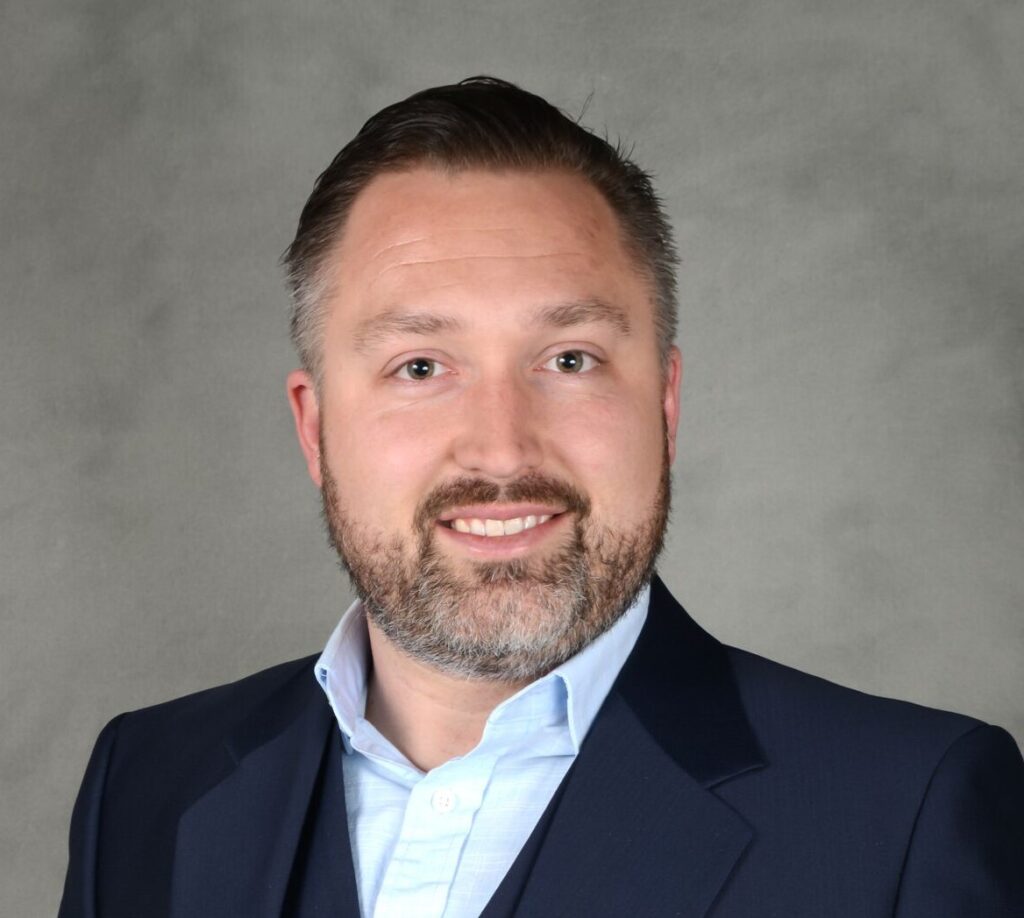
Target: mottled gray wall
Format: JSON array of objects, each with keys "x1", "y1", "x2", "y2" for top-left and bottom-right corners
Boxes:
[{"x1": 2, "y1": 0, "x2": 1022, "y2": 911}]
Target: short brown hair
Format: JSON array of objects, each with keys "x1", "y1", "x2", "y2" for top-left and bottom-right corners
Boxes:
[{"x1": 282, "y1": 76, "x2": 678, "y2": 381}]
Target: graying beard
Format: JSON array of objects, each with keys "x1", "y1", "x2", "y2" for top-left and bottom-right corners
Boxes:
[
  {"x1": 322, "y1": 460, "x2": 669, "y2": 682},
  {"x1": 359, "y1": 525, "x2": 596, "y2": 681}
]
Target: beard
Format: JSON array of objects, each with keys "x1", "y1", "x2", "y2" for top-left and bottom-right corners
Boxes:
[{"x1": 320, "y1": 440, "x2": 671, "y2": 683}]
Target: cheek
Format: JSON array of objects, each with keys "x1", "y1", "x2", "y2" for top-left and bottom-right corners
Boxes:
[
  {"x1": 323, "y1": 399, "x2": 449, "y2": 523},
  {"x1": 545, "y1": 392, "x2": 666, "y2": 516}
]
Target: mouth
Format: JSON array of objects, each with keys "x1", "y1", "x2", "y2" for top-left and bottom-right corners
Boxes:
[
  {"x1": 441, "y1": 513, "x2": 557, "y2": 536},
  {"x1": 435, "y1": 505, "x2": 569, "y2": 555}
]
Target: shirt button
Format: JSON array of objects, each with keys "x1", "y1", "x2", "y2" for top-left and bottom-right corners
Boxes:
[{"x1": 431, "y1": 788, "x2": 456, "y2": 813}]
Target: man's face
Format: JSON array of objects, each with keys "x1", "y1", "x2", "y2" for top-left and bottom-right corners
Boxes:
[{"x1": 288, "y1": 168, "x2": 681, "y2": 682}]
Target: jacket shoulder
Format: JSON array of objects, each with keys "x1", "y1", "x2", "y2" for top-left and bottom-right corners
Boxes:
[
  {"x1": 62, "y1": 655, "x2": 327, "y2": 917},
  {"x1": 725, "y1": 645, "x2": 993, "y2": 769},
  {"x1": 110, "y1": 654, "x2": 322, "y2": 770},
  {"x1": 710, "y1": 646, "x2": 1024, "y2": 914},
  {"x1": 123, "y1": 653, "x2": 318, "y2": 721}
]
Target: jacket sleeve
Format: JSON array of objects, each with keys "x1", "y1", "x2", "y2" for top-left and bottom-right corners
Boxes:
[
  {"x1": 894, "y1": 723, "x2": 1024, "y2": 916},
  {"x1": 58, "y1": 715, "x2": 123, "y2": 918}
]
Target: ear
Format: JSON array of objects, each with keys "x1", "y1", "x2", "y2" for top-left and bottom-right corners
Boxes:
[
  {"x1": 286, "y1": 369, "x2": 323, "y2": 488},
  {"x1": 662, "y1": 346, "x2": 682, "y2": 465}
]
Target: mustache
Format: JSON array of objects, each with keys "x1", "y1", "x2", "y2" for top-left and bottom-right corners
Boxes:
[{"x1": 414, "y1": 474, "x2": 591, "y2": 533}]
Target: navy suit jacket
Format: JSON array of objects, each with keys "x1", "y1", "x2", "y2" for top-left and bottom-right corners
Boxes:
[{"x1": 60, "y1": 577, "x2": 1024, "y2": 916}]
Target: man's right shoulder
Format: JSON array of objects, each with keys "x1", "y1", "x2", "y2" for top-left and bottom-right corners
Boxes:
[
  {"x1": 61, "y1": 655, "x2": 332, "y2": 917},
  {"x1": 102, "y1": 654, "x2": 323, "y2": 769}
]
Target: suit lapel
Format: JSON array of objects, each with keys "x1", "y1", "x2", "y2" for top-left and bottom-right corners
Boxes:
[
  {"x1": 169, "y1": 669, "x2": 360, "y2": 918},
  {"x1": 168, "y1": 578, "x2": 762, "y2": 918},
  {"x1": 284, "y1": 726, "x2": 360, "y2": 918},
  {"x1": 497, "y1": 576, "x2": 766, "y2": 918}
]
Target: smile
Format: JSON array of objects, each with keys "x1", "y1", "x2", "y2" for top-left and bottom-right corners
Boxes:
[
  {"x1": 444, "y1": 514, "x2": 553, "y2": 537},
  {"x1": 435, "y1": 504, "x2": 569, "y2": 555}
]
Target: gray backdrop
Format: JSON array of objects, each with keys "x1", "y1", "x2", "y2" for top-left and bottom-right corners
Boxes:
[{"x1": 2, "y1": 0, "x2": 1022, "y2": 912}]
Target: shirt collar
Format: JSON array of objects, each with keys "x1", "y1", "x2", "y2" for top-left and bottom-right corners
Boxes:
[
  {"x1": 314, "y1": 597, "x2": 371, "y2": 741},
  {"x1": 314, "y1": 583, "x2": 650, "y2": 756},
  {"x1": 551, "y1": 584, "x2": 649, "y2": 749}
]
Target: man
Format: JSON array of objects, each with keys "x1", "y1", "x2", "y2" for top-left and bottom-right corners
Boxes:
[{"x1": 60, "y1": 77, "x2": 1023, "y2": 917}]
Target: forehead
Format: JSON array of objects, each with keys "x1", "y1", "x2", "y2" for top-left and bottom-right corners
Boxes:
[{"x1": 323, "y1": 167, "x2": 653, "y2": 326}]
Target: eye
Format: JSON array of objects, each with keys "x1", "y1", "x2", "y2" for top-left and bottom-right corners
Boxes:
[
  {"x1": 394, "y1": 357, "x2": 449, "y2": 381},
  {"x1": 544, "y1": 350, "x2": 599, "y2": 374}
]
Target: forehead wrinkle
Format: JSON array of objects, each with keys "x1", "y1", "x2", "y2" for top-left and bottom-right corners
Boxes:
[
  {"x1": 351, "y1": 309, "x2": 464, "y2": 355},
  {"x1": 362, "y1": 250, "x2": 598, "y2": 297},
  {"x1": 366, "y1": 227, "x2": 537, "y2": 261},
  {"x1": 380, "y1": 251, "x2": 590, "y2": 270}
]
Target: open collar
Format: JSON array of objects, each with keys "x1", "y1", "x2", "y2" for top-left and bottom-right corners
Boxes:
[
  {"x1": 483, "y1": 575, "x2": 767, "y2": 917},
  {"x1": 313, "y1": 584, "x2": 651, "y2": 765},
  {"x1": 170, "y1": 576, "x2": 766, "y2": 917}
]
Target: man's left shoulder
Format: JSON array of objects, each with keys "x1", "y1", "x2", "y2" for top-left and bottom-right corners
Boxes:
[
  {"x1": 706, "y1": 646, "x2": 1024, "y2": 913},
  {"x1": 725, "y1": 644, "x2": 1020, "y2": 785}
]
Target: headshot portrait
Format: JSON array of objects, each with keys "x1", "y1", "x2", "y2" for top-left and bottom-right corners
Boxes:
[{"x1": 2, "y1": 3, "x2": 1022, "y2": 917}]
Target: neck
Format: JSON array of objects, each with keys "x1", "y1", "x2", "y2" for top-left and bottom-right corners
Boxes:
[{"x1": 364, "y1": 622, "x2": 530, "y2": 772}]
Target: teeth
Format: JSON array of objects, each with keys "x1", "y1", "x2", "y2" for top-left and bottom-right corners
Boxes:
[{"x1": 446, "y1": 513, "x2": 558, "y2": 537}]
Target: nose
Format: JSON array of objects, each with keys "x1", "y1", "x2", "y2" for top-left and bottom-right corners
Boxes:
[{"x1": 451, "y1": 375, "x2": 544, "y2": 479}]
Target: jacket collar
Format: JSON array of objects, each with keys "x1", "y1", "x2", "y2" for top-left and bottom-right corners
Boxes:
[
  {"x1": 482, "y1": 575, "x2": 766, "y2": 918},
  {"x1": 617, "y1": 575, "x2": 766, "y2": 788},
  {"x1": 169, "y1": 665, "x2": 358, "y2": 918},
  {"x1": 170, "y1": 575, "x2": 765, "y2": 918}
]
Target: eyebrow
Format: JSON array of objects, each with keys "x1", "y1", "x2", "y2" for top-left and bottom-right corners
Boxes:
[
  {"x1": 532, "y1": 299, "x2": 632, "y2": 335},
  {"x1": 351, "y1": 298, "x2": 631, "y2": 354},
  {"x1": 352, "y1": 310, "x2": 465, "y2": 354}
]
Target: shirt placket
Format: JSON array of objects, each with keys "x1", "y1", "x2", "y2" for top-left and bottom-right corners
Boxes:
[{"x1": 372, "y1": 757, "x2": 496, "y2": 918}]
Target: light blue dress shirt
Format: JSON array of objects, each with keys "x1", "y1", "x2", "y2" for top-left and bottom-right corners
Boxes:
[{"x1": 313, "y1": 585, "x2": 650, "y2": 918}]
